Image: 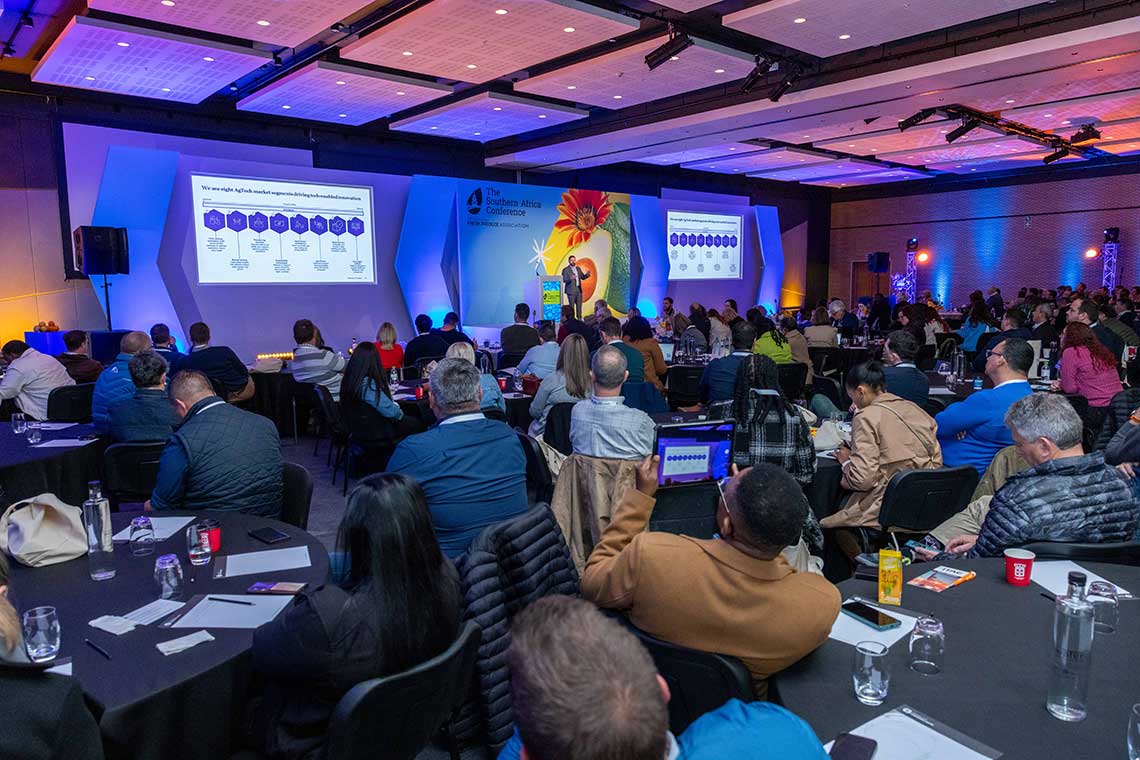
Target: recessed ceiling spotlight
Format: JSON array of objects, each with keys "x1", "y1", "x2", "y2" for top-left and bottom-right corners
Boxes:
[
  {"x1": 203, "y1": 56, "x2": 215, "y2": 62},
  {"x1": 803, "y1": 134, "x2": 810, "y2": 138},
  {"x1": 160, "y1": 0, "x2": 175, "y2": 5},
  {"x1": 161, "y1": 87, "x2": 171, "y2": 92},
  {"x1": 838, "y1": 34, "x2": 851, "y2": 40},
  {"x1": 430, "y1": 126, "x2": 438, "y2": 130},
  {"x1": 1005, "y1": 99, "x2": 1015, "y2": 104},
  {"x1": 1061, "y1": 120, "x2": 1071, "y2": 125},
  {"x1": 229, "y1": 84, "x2": 238, "y2": 91},
  {"x1": 256, "y1": 20, "x2": 270, "y2": 26},
  {"x1": 728, "y1": 147, "x2": 736, "y2": 150},
  {"x1": 281, "y1": 104, "x2": 291, "y2": 109},
  {"x1": 670, "y1": 56, "x2": 679, "y2": 61},
  {"x1": 338, "y1": 113, "x2": 347, "y2": 118},
  {"x1": 538, "y1": 114, "x2": 547, "y2": 118},
  {"x1": 567, "y1": 85, "x2": 576, "y2": 90},
  {"x1": 1044, "y1": 113, "x2": 1053, "y2": 118},
  {"x1": 493, "y1": 107, "x2": 502, "y2": 111},
  {"x1": 466, "y1": 64, "x2": 477, "y2": 69},
  {"x1": 793, "y1": 17, "x2": 806, "y2": 23},
  {"x1": 116, "y1": 41, "x2": 130, "y2": 47},
  {"x1": 940, "y1": 130, "x2": 948, "y2": 133},
  {"x1": 474, "y1": 132, "x2": 481, "y2": 135},
  {"x1": 563, "y1": 26, "x2": 575, "y2": 32},
  {"x1": 613, "y1": 94, "x2": 622, "y2": 99},
  {"x1": 714, "y1": 68, "x2": 725, "y2": 73},
  {"x1": 335, "y1": 80, "x2": 346, "y2": 85},
  {"x1": 495, "y1": 8, "x2": 508, "y2": 14},
  {"x1": 395, "y1": 91, "x2": 405, "y2": 95},
  {"x1": 84, "y1": 75, "x2": 96, "y2": 80},
  {"x1": 402, "y1": 50, "x2": 413, "y2": 56}
]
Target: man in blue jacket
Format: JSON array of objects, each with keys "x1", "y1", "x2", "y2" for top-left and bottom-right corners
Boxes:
[
  {"x1": 936, "y1": 337, "x2": 1034, "y2": 474},
  {"x1": 107, "y1": 351, "x2": 178, "y2": 442},
  {"x1": 91, "y1": 331, "x2": 152, "y2": 433}
]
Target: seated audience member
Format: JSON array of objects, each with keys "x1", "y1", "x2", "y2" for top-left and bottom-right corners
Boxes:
[
  {"x1": 707, "y1": 308, "x2": 732, "y2": 353},
  {"x1": 779, "y1": 317, "x2": 813, "y2": 380},
  {"x1": 339, "y1": 342, "x2": 423, "y2": 442},
  {"x1": 824, "y1": 361, "x2": 942, "y2": 531},
  {"x1": 973, "y1": 308, "x2": 1033, "y2": 371},
  {"x1": 403, "y1": 314, "x2": 450, "y2": 369},
  {"x1": 598, "y1": 316, "x2": 644, "y2": 383},
  {"x1": 688, "y1": 302, "x2": 712, "y2": 344},
  {"x1": 700, "y1": 321, "x2": 756, "y2": 404},
  {"x1": 92, "y1": 330, "x2": 152, "y2": 433},
  {"x1": 868, "y1": 293, "x2": 893, "y2": 332},
  {"x1": 516, "y1": 321, "x2": 560, "y2": 379},
  {"x1": 373, "y1": 322, "x2": 404, "y2": 371},
  {"x1": 55, "y1": 330, "x2": 103, "y2": 383},
  {"x1": 955, "y1": 302, "x2": 997, "y2": 353},
  {"x1": 1100, "y1": 302, "x2": 1140, "y2": 348},
  {"x1": 732, "y1": 355, "x2": 816, "y2": 486},
  {"x1": 985, "y1": 286, "x2": 1005, "y2": 318},
  {"x1": 570, "y1": 346, "x2": 655, "y2": 460},
  {"x1": 582, "y1": 456, "x2": 841, "y2": 697},
  {"x1": 179, "y1": 322, "x2": 254, "y2": 403},
  {"x1": 557, "y1": 305, "x2": 599, "y2": 350},
  {"x1": 290, "y1": 319, "x2": 347, "y2": 401},
  {"x1": 150, "y1": 323, "x2": 183, "y2": 369},
  {"x1": 1117, "y1": 298, "x2": 1139, "y2": 331},
  {"x1": 146, "y1": 370, "x2": 283, "y2": 517},
  {"x1": 251, "y1": 474, "x2": 460, "y2": 760},
  {"x1": 584, "y1": 299, "x2": 612, "y2": 334},
  {"x1": 622, "y1": 316, "x2": 667, "y2": 392},
  {"x1": 500, "y1": 303, "x2": 540, "y2": 356},
  {"x1": 1055, "y1": 322, "x2": 1124, "y2": 433},
  {"x1": 919, "y1": 393, "x2": 1139, "y2": 559},
  {"x1": 752, "y1": 321, "x2": 793, "y2": 364},
  {"x1": 445, "y1": 341, "x2": 505, "y2": 415},
  {"x1": 1030, "y1": 302, "x2": 1058, "y2": 345},
  {"x1": 108, "y1": 351, "x2": 178, "y2": 443},
  {"x1": 0, "y1": 553, "x2": 105, "y2": 760},
  {"x1": 0, "y1": 340, "x2": 74, "y2": 421},
  {"x1": 386, "y1": 358, "x2": 527, "y2": 558},
  {"x1": 829, "y1": 300, "x2": 859, "y2": 338},
  {"x1": 881, "y1": 329, "x2": 929, "y2": 407},
  {"x1": 803, "y1": 307, "x2": 838, "y2": 348},
  {"x1": 900, "y1": 303, "x2": 939, "y2": 347},
  {"x1": 434, "y1": 311, "x2": 473, "y2": 346},
  {"x1": 529, "y1": 334, "x2": 590, "y2": 437},
  {"x1": 497, "y1": 595, "x2": 829, "y2": 760},
  {"x1": 675, "y1": 313, "x2": 709, "y2": 354},
  {"x1": 936, "y1": 338, "x2": 1034, "y2": 474},
  {"x1": 1068, "y1": 297, "x2": 1125, "y2": 360}
]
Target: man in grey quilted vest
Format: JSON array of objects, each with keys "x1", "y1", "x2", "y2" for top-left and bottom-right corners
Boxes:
[{"x1": 145, "y1": 370, "x2": 283, "y2": 517}]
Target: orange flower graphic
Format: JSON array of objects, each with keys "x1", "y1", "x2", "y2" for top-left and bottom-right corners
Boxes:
[{"x1": 554, "y1": 188, "x2": 612, "y2": 249}]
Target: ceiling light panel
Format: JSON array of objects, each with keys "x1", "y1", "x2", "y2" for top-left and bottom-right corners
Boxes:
[
  {"x1": 634, "y1": 142, "x2": 768, "y2": 165},
  {"x1": 236, "y1": 61, "x2": 452, "y2": 126},
  {"x1": 87, "y1": 0, "x2": 367, "y2": 48},
  {"x1": 1004, "y1": 89, "x2": 1140, "y2": 131},
  {"x1": 389, "y1": 91, "x2": 587, "y2": 142},
  {"x1": 31, "y1": 16, "x2": 270, "y2": 103},
  {"x1": 926, "y1": 151, "x2": 1083, "y2": 173},
  {"x1": 515, "y1": 35, "x2": 754, "y2": 108},
  {"x1": 681, "y1": 146, "x2": 833, "y2": 174},
  {"x1": 750, "y1": 157, "x2": 886, "y2": 181},
  {"x1": 1095, "y1": 138, "x2": 1140, "y2": 156},
  {"x1": 723, "y1": 0, "x2": 1042, "y2": 58},
  {"x1": 813, "y1": 119, "x2": 997, "y2": 156},
  {"x1": 810, "y1": 168, "x2": 934, "y2": 187},
  {"x1": 876, "y1": 136, "x2": 1043, "y2": 166},
  {"x1": 341, "y1": 0, "x2": 637, "y2": 85}
]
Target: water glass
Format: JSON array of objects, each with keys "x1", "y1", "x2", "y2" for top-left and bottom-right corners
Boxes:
[
  {"x1": 909, "y1": 617, "x2": 946, "y2": 675},
  {"x1": 22, "y1": 606, "x2": 61, "y2": 663},
  {"x1": 1087, "y1": 582, "x2": 1119, "y2": 634},
  {"x1": 128, "y1": 515, "x2": 156, "y2": 557},
  {"x1": 1129, "y1": 703, "x2": 1140, "y2": 760},
  {"x1": 186, "y1": 524, "x2": 212, "y2": 566},
  {"x1": 25, "y1": 420, "x2": 41, "y2": 445},
  {"x1": 154, "y1": 554, "x2": 185, "y2": 600},
  {"x1": 10, "y1": 412, "x2": 25, "y2": 434},
  {"x1": 852, "y1": 641, "x2": 890, "y2": 706}
]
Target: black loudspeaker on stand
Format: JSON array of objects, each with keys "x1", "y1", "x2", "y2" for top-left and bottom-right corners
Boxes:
[
  {"x1": 74, "y1": 226, "x2": 130, "y2": 331},
  {"x1": 866, "y1": 251, "x2": 890, "y2": 273}
]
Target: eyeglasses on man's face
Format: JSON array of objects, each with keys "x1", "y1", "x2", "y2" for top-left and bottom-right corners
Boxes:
[{"x1": 985, "y1": 349, "x2": 1004, "y2": 360}]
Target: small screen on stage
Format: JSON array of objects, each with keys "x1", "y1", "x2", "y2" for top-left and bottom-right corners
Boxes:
[
  {"x1": 666, "y1": 210, "x2": 743, "y2": 281},
  {"x1": 191, "y1": 174, "x2": 376, "y2": 285},
  {"x1": 541, "y1": 280, "x2": 563, "y2": 322}
]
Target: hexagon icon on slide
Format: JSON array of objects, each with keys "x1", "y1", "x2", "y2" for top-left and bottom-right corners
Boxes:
[
  {"x1": 310, "y1": 215, "x2": 328, "y2": 235},
  {"x1": 348, "y1": 218, "x2": 365, "y2": 237},
  {"x1": 203, "y1": 210, "x2": 225, "y2": 232},
  {"x1": 330, "y1": 216, "x2": 347, "y2": 236},
  {"x1": 270, "y1": 213, "x2": 289, "y2": 233},
  {"x1": 249, "y1": 212, "x2": 269, "y2": 233},
  {"x1": 290, "y1": 214, "x2": 309, "y2": 235},
  {"x1": 227, "y1": 211, "x2": 248, "y2": 232}
]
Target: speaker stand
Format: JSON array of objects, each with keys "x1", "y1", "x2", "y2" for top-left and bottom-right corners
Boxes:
[{"x1": 101, "y1": 275, "x2": 113, "y2": 331}]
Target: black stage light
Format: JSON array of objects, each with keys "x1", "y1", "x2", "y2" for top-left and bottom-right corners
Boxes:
[
  {"x1": 645, "y1": 30, "x2": 694, "y2": 72},
  {"x1": 1071, "y1": 124, "x2": 1101, "y2": 143},
  {"x1": 769, "y1": 69, "x2": 798, "y2": 102},
  {"x1": 741, "y1": 55, "x2": 770, "y2": 94},
  {"x1": 1043, "y1": 147, "x2": 1070, "y2": 165},
  {"x1": 898, "y1": 108, "x2": 936, "y2": 132},
  {"x1": 1105, "y1": 227, "x2": 1120, "y2": 244},
  {"x1": 945, "y1": 119, "x2": 980, "y2": 143}
]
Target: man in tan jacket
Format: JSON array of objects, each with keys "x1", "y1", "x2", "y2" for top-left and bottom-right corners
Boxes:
[{"x1": 581, "y1": 456, "x2": 841, "y2": 697}]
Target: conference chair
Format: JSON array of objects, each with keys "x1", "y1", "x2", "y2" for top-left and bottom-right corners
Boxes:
[
  {"x1": 810, "y1": 374, "x2": 843, "y2": 410},
  {"x1": 412, "y1": 356, "x2": 444, "y2": 379},
  {"x1": 777, "y1": 363, "x2": 809, "y2": 402},
  {"x1": 916, "y1": 343, "x2": 937, "y2": 371},
  {"x1": 648, "y1": 481, "x2": 720, "y2": 539},
  {"x1": 103, "y1": 442, "x2": 166, "y2": 510},
  {"x1": 516, "y1": 431, "x2": 554, "y2": 505},
  {"x1": 285, "y1": 377, "x2": 316, "y2": 446},
  {"x1": 707, "y1": 399, "x2": 733, "y2": 420},
  {"x1": 482, "y1": 407, "x2": 508, "y2": 423},
  {"x1": 542, "y1": 402, "x2": 576, "y2": 456},
  {"x1": 667, "y1": 366, "x2": 703, "y2": 409},
  {"x1": 280, "y1": 462, "x2": 314, "y2": 530},
  {"x1": 1093, "y1": 387, "x2": 1140, "y2": 451},
  {"x1": 46, "y1": 383, "x2": 95, "y2": 423},
  {"x1": 313, "y1": 386, "x2": 350, "y2": 488},
  {"x1": 922, "y1": 396, "x2": 948, "y2": 416},
  {"x1": 1018, "y1": 540, "x2": 1140, "y2": 567},
  {"x1": 808, "y1": 347, "x2": 842, "y2": 378},
  {"x1": 1062, "y1": 393, "x2": 1096, "y2": 451},
  {"x1": 497, "y1": 351, "x2": 526, "y2": 370},
  {"x1": 621, "y1": 381, "x2": 669, "y2": 414},
  {"x1": 877, "y1": 465, "x2": 980, "y2": 540}
]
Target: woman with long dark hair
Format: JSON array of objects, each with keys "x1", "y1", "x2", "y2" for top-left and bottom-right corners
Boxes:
[
  {"x1": 252, "y1": 473, "x2": 461, "y2": 759},
  {"x1": 752, "y1": 318, "x2": 793, "y2": 364},
  {"x1": 622, "y1": 316, "x2": 667, "y2": 391},
  {"x1": 339, "y1": 341, "x2": 422, "y2": 443},
  {"x1": 956, "y1": 302, "x2": 998, "y2": 352}
]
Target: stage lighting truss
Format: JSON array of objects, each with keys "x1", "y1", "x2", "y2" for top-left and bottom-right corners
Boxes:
[
  {"x1": 741, "y1": 55, "x2": 772, "y2": 94},
  {"x1": 645, "y1": 26, "x2": 694, "y2": 71},
  {"x1": 1071, "y1": 124, "x2": 1101, "y2": 144}
]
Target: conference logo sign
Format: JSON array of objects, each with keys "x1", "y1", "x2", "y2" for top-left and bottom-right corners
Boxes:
[{"x1": 466, "y1": 188, "x2": 483, "y2": 215}]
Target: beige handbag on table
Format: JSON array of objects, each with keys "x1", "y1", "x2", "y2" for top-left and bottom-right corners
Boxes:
[{"x1": 0, "y1": 493, "x2": 87, "y2": 567}]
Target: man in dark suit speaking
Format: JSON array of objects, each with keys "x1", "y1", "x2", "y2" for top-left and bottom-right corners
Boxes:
[{"x1": 561, "y1": 255, "x2": 591, "y2": 320}]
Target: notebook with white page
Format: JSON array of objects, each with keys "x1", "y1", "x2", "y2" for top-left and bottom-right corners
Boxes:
[
  {"x1": 32, "y1": 438, "x2": 98, "y2": 448},
  {"x1": 163, "y1": 594, "x2": 292, "y2": 629},
  {"x1": 824, "y1": 705, "x2": 1002, "y2": 759},
  {"x1": 112, "y1": 516, "x2": 195, "y2": 543},
  {"x1": 1031, "y1": 560, "x2": 1132, "y2": 598},
  {"x1": 213, "y1": 545, "x2": 311, "y2": 578}
]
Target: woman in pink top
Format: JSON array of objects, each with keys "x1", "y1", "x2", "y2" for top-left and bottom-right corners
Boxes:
[{"x1": 1055, "y1": 322, "x2": 1123, "y2": 419}]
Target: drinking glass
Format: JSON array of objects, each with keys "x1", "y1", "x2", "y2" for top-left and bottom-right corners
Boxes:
[
  {"x1": 22, "y1": 606, "x2": 61, "y2": 663},
  {"x1": 1129, "y1": 703, "x2": 1140, "y2": 760},
  {"x1": 908, "y1": 617, "x2": 945, "y2": 675},
  {"x1": 24, "y1": 420, "x2": 41, "y2": 445},
  {"x1": 186, "y1": 524, "x2": 212, "y2": 566},
  {"x1": 10, "y1": 412, "x2": 25, "y2": 434},
  {"x1": 154, "y1": 554, "x2": 185, "y2": 600},
  {"x1": 128, "y1": 515, "x2": 156, "y2": 557},
  {"x1": 1087, "y1": 581, "x2": 1119, "y2": 634},
  {"x1": 852, "y1": 641, "x2": 890, "y2": 705}
]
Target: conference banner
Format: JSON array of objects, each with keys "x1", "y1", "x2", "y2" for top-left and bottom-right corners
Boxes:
[{"x1": 456, "y1": 179, "x2": 631, "y2": 327}]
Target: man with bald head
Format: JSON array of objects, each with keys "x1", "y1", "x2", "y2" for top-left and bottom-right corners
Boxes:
[
  {"x1": 92, "y1": 330, "x2": 153, "y2": 433},
  {"x1": 569, "y1": 345, "x2": 655, "y2": 459}
]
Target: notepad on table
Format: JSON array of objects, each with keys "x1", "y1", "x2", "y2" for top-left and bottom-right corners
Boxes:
[
  {"x1": 825, "y1": 705, "x2": 1002, "y2": 759},
  {"x1": 212, "y1": 545, "x2": 311, "y2": 578},
  {"x1": 32, "y1": 438, "x2": 98, "y2": 448},
  {"x1": 164, "y1": 594, "x2": 292, "y2": 629}
]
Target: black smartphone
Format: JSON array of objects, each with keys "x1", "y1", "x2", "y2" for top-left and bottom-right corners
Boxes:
[
  {"x1": 840, "y1": 599, "x2": 902, "y2": 631},
  {"x1": 831, "y1": 733, "x2": 877, "y2": 760},
  {"x1": 248, "y1": 526, "x2": 290, "y2": 545}
]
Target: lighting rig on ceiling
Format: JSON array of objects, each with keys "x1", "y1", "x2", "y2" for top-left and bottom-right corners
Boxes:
[{"x1": 644, "y1": 24, "x2": 694, "y2": 71}]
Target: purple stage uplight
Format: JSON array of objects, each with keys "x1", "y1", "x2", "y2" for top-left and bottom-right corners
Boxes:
[
  {"x1": 249, "y1": 212, "x2": 269, "y2": 233},
  {"x1": 310, "y1": 216, "x2": 328, "y2": 235},
  {"x1": 226, "y1": 211, "x2": 248, "y2": 232},
  {"x1": 291, "y1": 214, "x2": 309, "y2": 235},
  {"x1": 203, "y1": 210, "x2": 225, "y2": 232}
]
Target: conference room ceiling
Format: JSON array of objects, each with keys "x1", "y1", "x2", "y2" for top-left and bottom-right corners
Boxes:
[{"x1": 3, "y1": 0, "x2": 1140, "y2": 189}]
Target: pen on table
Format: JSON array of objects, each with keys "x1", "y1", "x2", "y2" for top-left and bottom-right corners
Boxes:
[
  {"x1": 208, "y1": 596, "x2": 254, "y2": 606},
  {"x1": 1040, "y1": 591, "x2": 1056, "y2": 602},
  {"x1": 84, "y1": 638, "x2": 112, "y2": 660}
]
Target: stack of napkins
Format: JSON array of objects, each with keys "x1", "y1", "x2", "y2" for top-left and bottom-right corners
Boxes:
[
  {"x1": 156, "y1": 630, "x2": 214, "y2": 656},
  {"x1": 89, "y1": 615, "x2": 138, "y2": 635}
]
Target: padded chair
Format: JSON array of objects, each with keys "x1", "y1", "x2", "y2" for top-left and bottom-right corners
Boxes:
[
  {"x1": 777, "y1": 363, "x2": 809, "y2": 402},
  {"x1": 324, "y1": 620, "x2": 482, "y2": 760},
  {"x1": 621, "y1": 381, "x2": 669, "y2": 414},
  {"x1": 922, "y1": 395, "x2": 948, "y2": 416},
  {"x1": 281, "y1": 462, "x2": 313, "y2": 530},
  {"x1": 707, "y1": 400, "x2": 734, "y2": 420},
  {"x1": 497, "y1": 351, "x2": 526, "y2": 371},
  {"x1": 811, "y1": 374, "x2": 843, "y2": 410},
  {"x1": 414, "y1": 356, "x2": 444, "y2": 377},
  {"x1": 1017, "y1": 540, "x2": 1140, "y2": 567},
  {"x1": 916, "y1": 344, "x2": 937, "y2": 371},
  {"x1": 313, "y1": 385, "x2": 351, "y2": 486},
  {"x1": 103, "y1": 442, "x2": 166, "y2": 510},
  {"x1": 808, "y1": 347, "x2": 842, "y2": 377},
  {"x1": 516, "y1": 431, "x2": 554, "y2": 505},
  {"x1": 648, "y1": 481, "x2": 719, "y2": 539},
  {"x1": 482, "y1": 407, "x2": 508, "y2": 423},
  {"x1": 877, "y1": 466, "x2": 980, "y2": 536},
  {"x1": 1062, "y1": 393, "x2": 1096, "y2": 452},
  {"x1": 286, "y1": 378, "x2": 316, "y2": 446},
  {"x1": 46, "y1": 383, "x2": 95, "y2": 423},
  {"x1": 542, "y1": 402, "x2": 575, "y2": 456}
]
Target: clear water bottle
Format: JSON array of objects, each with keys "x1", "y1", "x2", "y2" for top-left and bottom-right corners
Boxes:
[
  {"x1": 1046, "y1": 571, "x2": 1095, "y2": 722},
  {"x1": 389, "y1": 368, "x2": 399, "y2": 394},
  {"x1": 83, "y1": 481, "x2": 115, "y2": 581}
]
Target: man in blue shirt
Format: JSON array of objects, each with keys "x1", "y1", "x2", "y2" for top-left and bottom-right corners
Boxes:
[
  {"x1": 516, "y1": 322, "x2": 560, "y2": 378},
  {"x1": 92, "y1": 331, "x2": 152, "y2": 433},
  {"x1": 936, "y1": 337, "x2": 1034, "y2": 474},
  {"x1": 699, "y1": 321, "x2": 756, "y2": 404},
  {"x1": 386, "y1": 357, "x2": 527, "y2": 558}
]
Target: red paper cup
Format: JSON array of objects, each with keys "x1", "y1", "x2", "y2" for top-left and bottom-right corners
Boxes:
[
  {"x1": 497, "y1": 377, "x2": 508, "y2": 391},
  {"x1": 1004, "y1": 548, "x2": 1035, "y2": 586},
  {"x1": 415, "y1": 385, "x2": 424, "y2": 400},
  {"x1": 202, "y1": 518, "x2": 221, "y2": 553}
]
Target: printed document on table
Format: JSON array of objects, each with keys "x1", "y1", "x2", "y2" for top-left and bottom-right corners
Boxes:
[
  {"x1": 828, "y1": 604, "x2": 917, "y2": 648},
  {"x1": 38, "y1": 422, "x2": 77, "y2": 431},
  {"x1": 31, "y1": 438, "x2": 98, "y2": 448},
  {"x1": 824, "y1": 705, "x2": 1002, "y2": 759},
  {"x1": 168, "y1": 594, "x2": 292, "y2": 628},
  {"x1": 1031, "y1": 560, "x2": 1132, "y2": 597},
  {"x1": 215, "y1": 545, "x2": 311, "y2": 578},
  {"x1": 112, "y1": 516, "x2": 194, "y2": 542}
]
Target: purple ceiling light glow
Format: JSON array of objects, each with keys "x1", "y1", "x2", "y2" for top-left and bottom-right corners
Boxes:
[
  {"x1": 390, "y1": 91, "x2": 587, "y2": 143},
  {"x1": 682, "y1": 147, "x2": 833, "y2": 174}
]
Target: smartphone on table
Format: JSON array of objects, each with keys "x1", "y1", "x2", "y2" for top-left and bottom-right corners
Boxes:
[{"x1": 840, "y1": 599, "x2": 902, "y2": 631}]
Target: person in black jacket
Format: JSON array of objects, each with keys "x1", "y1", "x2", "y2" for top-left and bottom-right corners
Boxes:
[
  {"x1": 1068, "y1": 297, "x2": 1125, "y2": 361},
  {"x1": 972, "y1": 309, "x2": 1033, "y2": 371},
  {"x1": 107, "y1": 351, "x2": 178, "y2": 442},
  {"x1": 881, "y1": 330, "x2": 929, "y2": 408},
  {"x1": 179, "y1": 322, "x2": 254, "y2": 403},
  {"x1": 250, "y1": 473, "x2": 461, "y2": 760},
  {"x1": 403, "y1": 314, "x2": 450, "y2": 369},
  {"x1": 0, "y1": 553, "x2": 105, "y2": 760}
]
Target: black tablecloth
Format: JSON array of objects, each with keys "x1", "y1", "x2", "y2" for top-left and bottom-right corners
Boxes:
[
  {"x1": 774, "y1": 558, "x2": 1140, "y2": 759},
  {"x1": 9, "y1": 510, "x2": 329, "y2": 760},
  {"x1": 0, "y1": 424, "x2": 108, "y2": 505},
  {"x1": 806, "y1": 456, "x2": 843, "y2": 520},
  {"x1": 251, "y1": 371, "x2": 305, "y2": 436}
]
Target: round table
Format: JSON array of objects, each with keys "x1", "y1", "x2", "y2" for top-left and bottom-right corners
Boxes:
[
  {"x1": 395, "y1": 381, "x2": 534, "y2": 430},
  {"x1": 0, "y1": 423, "x2": 108, "y2": 505},
  {"x1": 774, "y1": 558, "x2": 1140, "y2": 759},
  {"x1": 9, "y1": 510, "x2": 329, "y2": 760},
  {"x1": 806, "y1": 455, "x2": 843, "y2": 520}
]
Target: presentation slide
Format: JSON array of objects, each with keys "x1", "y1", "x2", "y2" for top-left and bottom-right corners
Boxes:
[
  {"x1": 191, "y1": 174, "x2": 376, "y2": 284},
  {"x1": 666, "y1": 210, "x2": 743, "y2": 281}
]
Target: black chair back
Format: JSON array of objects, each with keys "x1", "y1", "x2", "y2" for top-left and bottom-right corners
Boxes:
[
  {"x1": 916, "y1": 344, "x2": 937, "y2": 371},
  {"x1": 326, "y1": 620, "x2": 482, "y2": 760},
  {"x1": 777, "y1": 363, "x2": 808, "y2": 401},
  {"x1": 808, "y1": 347, "x2": 841, "y2": 377},
  {"x1": 313, "y1": 385, "x2": 347, "y2": 437},
  {"x1": 498, "y1": 352, "x2": 526, "y2": 370},
  {"x1": 922, "y1": 396, "x2": 947, "y2": 416},
  {"x1": 621, "y1": 381, "x2": 668, "y2": 414},
  {"x1": 542, "y1": 402, "x2": 576, "y2": 455},
  {"x1": 648, "y1": 482, "x2": 719, "y2": 539},
  {"x1": 281, "y1": 462, "x2": 313, "y2": 530},
  {"x1": 667, "y1": 365, "x2": 703, "y2": 407},
  {"x1": 483, "y1": 407, "x2": 508, "y2": 423},
  {"x1": 1018, "y1": 540, "x2": 1140, "y2": 567},
  {"x1": 103, "y1": 442, "x2": 166, "y2": 507},
  {"x1": 811, "y1": 374, "x2": 842, "y2": 409},
  {"x1": 516, "y1": 432, "x2": 554, "y2": 505},
  {"x1": 877, "y1": 466, "x2": 979, "y2": 533},
  {"x1": 474, "y1": 349, "x2": 495, "y2": 373},
  {"x1": 46, "y1": 383, "x2": 95, "y2": 423}
]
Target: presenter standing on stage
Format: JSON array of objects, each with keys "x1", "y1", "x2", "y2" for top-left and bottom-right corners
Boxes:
[{"x1": 561, "y1": 255, "x2": 591, "y2": 320}]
